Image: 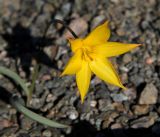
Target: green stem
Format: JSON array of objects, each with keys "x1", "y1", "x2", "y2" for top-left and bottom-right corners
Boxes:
[{"x1": 29, "y1": 64, "x2": 40, "y2": 99}]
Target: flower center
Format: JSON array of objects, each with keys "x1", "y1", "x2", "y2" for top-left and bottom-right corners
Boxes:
[
  {"x1": 81, "y1": 47, "x2": 93, "y2": 62},
  {"x1": 70, "y1": 39, "x2": 94, "y2": 61}
]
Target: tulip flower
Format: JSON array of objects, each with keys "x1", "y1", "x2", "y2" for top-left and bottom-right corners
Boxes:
[{"x1": 61, "y1": 21, "x2": 141, "y2": 102}]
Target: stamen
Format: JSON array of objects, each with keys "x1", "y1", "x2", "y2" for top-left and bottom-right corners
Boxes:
[{"x1": 81, "y1": 48, "x2": 93, "y2": 61}]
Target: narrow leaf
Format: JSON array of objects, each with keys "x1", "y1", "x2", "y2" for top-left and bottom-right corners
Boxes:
[
  {"x1": 0, "y1": 66, "x2": 30, "y2": 98},
  {"x1": 10, "y1": 95, "x2": 69, "y2": 128}
]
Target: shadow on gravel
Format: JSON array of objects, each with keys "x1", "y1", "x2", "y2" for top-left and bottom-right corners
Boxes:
[
  {"x1": 66, "y1": 120, "x2": 160, "y2": 137},
  {"x1": 0, "y1": 86, "x2": 12, "y2": 104},
  {"x1": 1, "y1": 23, "x2": 57, "y2": 77}
]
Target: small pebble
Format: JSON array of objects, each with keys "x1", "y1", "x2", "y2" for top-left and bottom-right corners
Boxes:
[
  {"x1": 64, "y1": 18, "x2": 88, "y2": 38},
  {"x1": 90, "y1": 100, "x2": 97, "y2": 107},
  {"x1": 130, "y1": 112, "x2": 158, "y2": 128},
  {"x1": 0, "y1": 119, "x2": 12, "y2": 130},
  {"x1": 20, "y1": 117, "x2": 34, "y2": 130},
  {"x1": 112, "y1": 102, "x2": 125, "y2": 112},
  {"x1": 68, "y1": 110, "x2": 79, "y2": 120},
  {"x1": 111, "y1": 92, "x2": 128, "y2": 102},
  {"x1": 123, "y1": 88, "x2": 137, "y2": 101},
  {"x1": 123, "y1": 54, "x2": 132, "y2": 64},
  {"x1": 111, "y1": 123, "x2": 122, "y2": 129},
  {"x1": 132, "y1": 105, "x2": 150, "y2": 115},
  {"x1": 42, "y1": 130, "x2": 52, "y2": 137},
  {"x1": 139, "y1": 83, "x2": 158, "y2": 105},
  {"x1": 91, "y1": 15, "x2": 106, "y2": 29},
  {"x1": 145, "y1": 57, "x2": 154, "y2": 65},
  {"x1": 46, "y1": 94, "x2": 57, "y2": 102},
  {"x1": 29, "y1": 98, "x2": 43, "y2": 109},
  {"x1": 120, "y1": 66, "x2": 129, "y2": 72},
  {"x1": 41, "y1": 74, "x2": 52, "y2": 81},
  {"x1": 102, "y1": 111, "x2": 119, "y2": 128},
  {"x1": 0, "y1": 51, "x2": 7, "y2": 60}
]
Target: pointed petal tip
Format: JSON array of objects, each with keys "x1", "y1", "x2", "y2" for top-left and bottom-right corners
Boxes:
[
  {"x1": 60, "y1": 72, "x2": 75, "y2": 77},
  {"x1": 135, "y1": 44, "x2": 142, "y2": 47},
  {"x1": 76, "y1": 90, "x2": 85, "y2": 104},
  {"x1": 129, "y1": 44, "x2": 142, "y2": 49},
  {"x1": 103, "y1": 20, "x2": 109, "y2": 27},
  {"x1": 128, "y1": 43, "x2": 142, "y2": 48},
  {"x1": 80, "y1": 92, "x2": 87, "y2": 104},
  {"x1": 80, "y1": 97, "x2": 85, "y2": 104},
  {"x1": 60, "y1": 70, "x2": 69, "y2": 77},
  {"x1": 60, "y1": 72, "x2": 65, "y2": 77},
  {"x1": 122, "y1": 85, "x2": 127, "y2": 90},
  {"x1": 79, "y1": 89, "x2": 86, "y2": 104},
  {"x1": 103, "y1": 20, "x2": 109, "y2": 24},
  {"x1": 130, "y1": 44, "x2": 143, "y2": 50}
]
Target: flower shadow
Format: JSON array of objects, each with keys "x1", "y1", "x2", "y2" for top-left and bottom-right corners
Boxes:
[{"x1": 1, "y1": 22, "x2": 58, "y2": 78}]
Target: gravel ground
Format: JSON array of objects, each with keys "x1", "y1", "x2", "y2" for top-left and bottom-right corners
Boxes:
[{"x1": 0, "y1": 0, "x2": 160, "y2": 137}]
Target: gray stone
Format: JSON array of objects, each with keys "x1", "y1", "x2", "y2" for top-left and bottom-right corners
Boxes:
[
  {"x1": 91, "y1": 15, "x2": 106, "y2": 29},
  {"x1": 123, "y1": 54, "x2": 132, "y2": 64},
  {"x1": 64, "y1": 18, "x2": 88, "y2": 38},
  {"x1": 98, "y1": 98, "x2": 113, "y2": 111},
  {"x1": 42, "y1": 130, "x2": 52, "y2": 137},
  {"x1": 139, "y1": 83, "x2": 158, "y2": 105},
  {"x1": 132, "y1": 105, "x2": 150, "y2": 115},
  {"x1": 67, "y1": 110, "x2": 79, "y2": 120},
  {"x1": 130, "y1": 112, "x2": 158, "y2": 128},
  {"x1": 111, "y1": 92, "x2": 128, "y2": 102}
]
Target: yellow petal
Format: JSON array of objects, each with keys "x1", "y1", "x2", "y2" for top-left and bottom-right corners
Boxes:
[
  {"x1": 89, "y1": 58, "x2": 126, "y2": 89},
  {"x1": 68, "y1": 38, "x2": 83, "y2": 53},
  {"x1": 92, "y1": 42, "x2": 141, "y2": 57},
  {"x1": 76, "y1": 61, "x2": 91, "y2": 103},
  {"x1": 61, "y1": 50, "x2": 82, "y2": 76},
  {"x1": 83, "y1": 21, "x2": 110, "y2": 46}
]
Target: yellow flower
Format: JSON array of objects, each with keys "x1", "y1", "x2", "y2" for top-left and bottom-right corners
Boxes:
[{"x1": 61, "y1": 21, "x2": 141, "y2": 103}]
